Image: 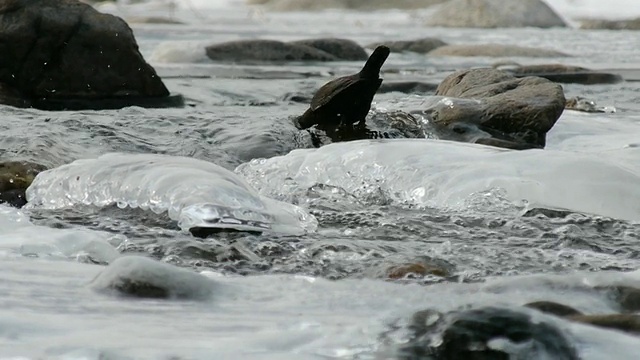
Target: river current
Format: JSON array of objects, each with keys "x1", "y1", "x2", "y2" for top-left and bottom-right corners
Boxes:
[{"x1": 2, "y1": 0, "x2": 640, "y2": 359}]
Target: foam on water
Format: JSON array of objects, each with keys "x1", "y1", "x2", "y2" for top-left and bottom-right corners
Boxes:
[
  {"x1": 25, "y1": 153, "x2": 317, "y2": 235},
  {"x1": 236, "y1": 137, "x2": 640, "y2": 221}
]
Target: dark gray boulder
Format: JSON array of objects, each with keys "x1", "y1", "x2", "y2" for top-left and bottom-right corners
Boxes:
[
  {"x1": 0, "y1": 0, "x2": 175, "y2": 110},
  {"x1": 205, "y1": 39, "x2": 338, "y2": 62},
  {"x1": 290, "y1": 38, "x2": 368, "y2": 61},
  {"x1": 432, "y1": 68, "x2": 566, "y2": 149},
  {"x1": 367, "y1": 38, "x2": 447, "y2": 54},
  {"x1": 397, "y1": 307, "x2": 579, "y2": 360},
  {"x1": 425, "y1": 0, "x2": 567, "y2": 28}
]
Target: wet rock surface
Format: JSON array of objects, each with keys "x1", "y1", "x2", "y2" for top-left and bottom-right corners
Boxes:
[
  {"x1": 432, "y1": 68, "x2": 566, "y2": 149},
  {"x1": 367, "y1": 38, "x2": 447, "y2": 54},
  {"x1": 247, "y1": 0, "x2": 447, "y2": 11},
  {"x1": 0, "y1": 161, "x2": 46, "y2": 208},
  {"x1": 499, "y1": 63, "x2": 623, "y2": 85},
  {"x1": 0, "y1": 0, "x2": 173, "y2": 110},
  {"x1": 580, "y1": 18, "x2": 640, "y2": 30},
  {"x1": 428, "y1": 44, "x2": 568, "y2": 58},
  {"x1": 397, "y1": 307, "x2": 579, "y2": 360},
  {"x1": 205, "y1": 38, "x2": 369, "y2": 62},
  {"x1": 424, "y1": 0, "x2": 567, "y2": 28}
]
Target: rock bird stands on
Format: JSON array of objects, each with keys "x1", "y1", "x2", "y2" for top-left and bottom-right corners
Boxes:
[{"x1": 295, "y1": 45, "x2": 391, "y2": 138}]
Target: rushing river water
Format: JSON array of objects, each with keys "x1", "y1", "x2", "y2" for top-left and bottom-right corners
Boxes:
[{"x1": 2, "y1": 0, "x2": 640, "y2": 359}]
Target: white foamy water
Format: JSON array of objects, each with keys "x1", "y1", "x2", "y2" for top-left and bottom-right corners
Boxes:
[{"x1": 25, "y1": 153, "x2": 316, "y2": 234}]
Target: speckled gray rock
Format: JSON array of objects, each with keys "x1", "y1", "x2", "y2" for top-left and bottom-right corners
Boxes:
[
  {"x1": 425, "y1": 0, "x2": 567, "y2": 28},
  {"x1": 433, "y1": 68, "x2": 566, "y2": 148},
  {"x1": 290, "y1": 38, "x2": 368, "y2": 61},
  {"x1": 428, "y1": 44, "x2": 568, "y2": 58},
  {"x1": 205, "y1": 39, "x2": 338, "y2": 62},
  {"x1": 367, "y1": 38, "x2": 447, "y2": 54}
]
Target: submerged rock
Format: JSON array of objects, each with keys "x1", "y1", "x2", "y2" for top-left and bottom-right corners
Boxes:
[
  {"x1": 91, "y1": 256, "x2": 215, "y2": 300},
  {"x1": 568, "y1": 314, "x2": 640, "y2": 335},
  {"x1": 580, "y1": 18, "x2": 640, "y2": 30},
  {"x1": 247, "y1": 0, "x2": 447, "y2": 11},
  {"x1": 432, "y1": 68, "x2": 566, "y2": 149},
  {"x1": 498, "y1": 63, "x2": 623, "y2": 85},
  {"x1": 384, "y1": 257, "x2": 454, "y2": 280},
  {"x1": 525, "y1": 301, "x2": 583, "y2": 317},
  {"x1": 597, "y1": 285, "x2": 640, "y2": 313},
  {"x1": 367, "y1": 38, "x2": 447, "y2": 54},
  {"x1": 398, "y1": 307, "x2": 579, "y2": 359},
  {"x1": 425, "y1": 0, "x2": 567, "y2": 28},
  {"x1": 428, "y1": 44, "x2": 568, "y2": 58},
  {"x1": 0, "y1": 0, "x2": 176, "y2": 110},
  {"x1": 290, "y1": 38, "x2": 368, "y2": 61},
  {"x1": 205, "y1": 39, "x2": 338, "y2": 62},
  {"x1": 295, "y1": 46, "x2": 390, "y2": 143},
  {"x1": 0, "y1": 161, "x2": 46, "y2": 208},
  {"x1": 565, "y1": 96, "x2": 614, "y2": 113}
]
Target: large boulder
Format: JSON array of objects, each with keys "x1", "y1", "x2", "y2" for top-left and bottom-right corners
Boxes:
[
  {"x1": 425, "y1": 0, "x2": 567, "y2": 28},
  {"x1": 431, "y1": 68, "x2": 566, "y2": 149},
  {"x1": 397, "y1": 307, "x2": 579, "y2": 360},
  {"x1": 428, "y1": 44, "x2": 569, "y2": 57},
  {"x1": 290, "y1": 38, "x2": 368, "y2": 61},
  {"x1": 366, "y1": 38, "x2": 447, "y2": 54},
  {"x1": 247, "y1": 0, "x2": 447, "y2": 11},
  {"x1": 206, "y1": 39, "x2": 338, "y2": 62},
  {"x1": 0, "y1": 0, "x2": 177, "y2": 110}
]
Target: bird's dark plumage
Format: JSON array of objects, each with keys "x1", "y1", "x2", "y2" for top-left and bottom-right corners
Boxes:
[{"x1": 295, "y1": 45, "x2": 390, "y2": 132}]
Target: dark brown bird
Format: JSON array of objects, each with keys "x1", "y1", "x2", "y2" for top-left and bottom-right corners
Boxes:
[{"x1": 295, "y1": 45, "x2": 390, "y2": 133}]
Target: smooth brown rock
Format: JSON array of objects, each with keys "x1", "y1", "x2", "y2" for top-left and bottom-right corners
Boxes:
[
  {"x1": 568, "y1": 314, "x2": 640, "y2": 334},
  {"x1": 205, "y1": 39, "x2": 338, "y2": 62},
  {"x1": 290, "y1": 38, "x2": 368, "y2": 61},
  {"x1": 524, "y1": 301, "x2": 583, "y2": 317},
  {"x1": 0, "y1": 0, "x2": 171, "y2": 109},
  {"x1": 501, "y1": 64, "x2": 623, "y2": 85},
  {"x1": 434, "y1": 68, "x2": 566, "y2": 148},
  {"x1": 247, "y1": 0, "x2": 447, "y2": 11},
  {"x1": 580, "y1": 18, "x2": 640, "y2": 30},
  {"x1": 425, "y1": 0, "x2": 567, "y2": 28},
  {"x1": 428, "y1": 44, "x2": 568, "y2": 58},
  {"x1": 367, "y1": 38, "x2": 447, "y2": 54}
]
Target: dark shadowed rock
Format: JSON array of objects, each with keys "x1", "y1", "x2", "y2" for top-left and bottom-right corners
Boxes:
[
  {"x1": 0, "y1": 0, "x2": 174, "y2": 110},
  {"x1": 433, "y1": 68, "x2": 566, "y2": 149},
  {"x1": 205, "y1": 39, "x2": 338, "y2": 62},
  {"x1": 568, "y1": 314, "x2": 640, "y2": 334},
  {"x1": 425, "y1": 0, "x2": 567, "y2": 28},
  {"x1": 367, "y1": 38, "x2": 447, "y2": 54},
  {"x1": 580, "y1": 18, "x2": 640, "y2": 30},
  {"x1": 295, "y1": 45, "x2": 390, "y2": 143},
  {"x1": 525, "y1": 301, "x2": 583, "y2": 317},
  {"x1": 565, "y1": 96, "x2": 610, "y2": 113},
  {"x1": 0, "y1": 161, "x2": 46, "y2": 208},
  {"x1": 428, "y1": 44, "x2": 569, "y2": 57},
  {"x1": 247, "y1": 0, "x2": 447, "y2": 11},
  {"x1": 398, "y1": 307, "x2": 579, "y2": 360},
  {"x1": 523, "y1": 207, "x2": 575, "y2": 218},
  {"x1": 499, "y1": 63, "x2": 623, "y2": 85},
  {"x1": 290, "y1": 38, "x2": 368, "y2": 61},
  {"x1": 596, "y1": 285, "x2": 640, "y2": 313}
]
